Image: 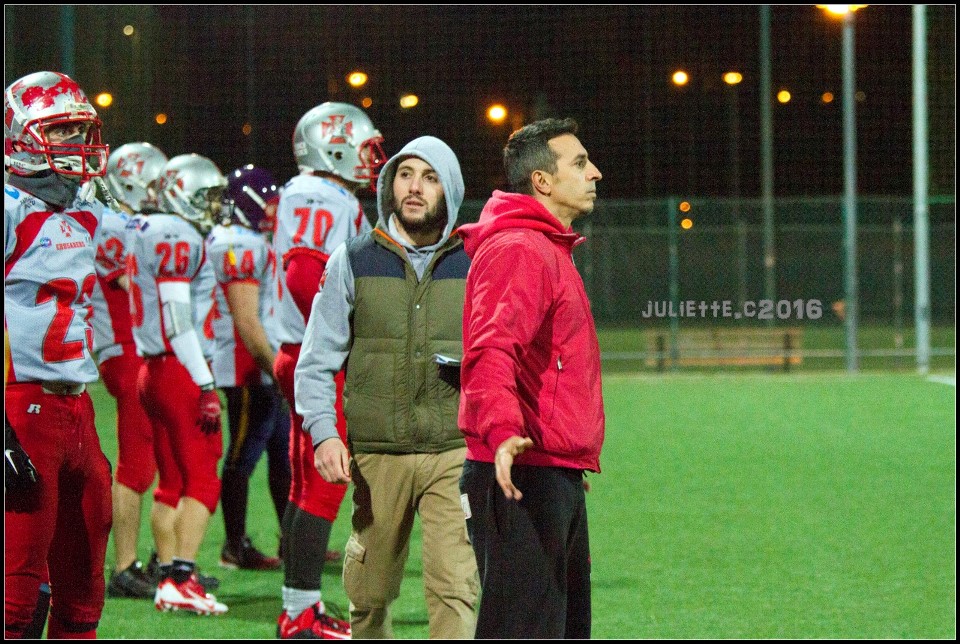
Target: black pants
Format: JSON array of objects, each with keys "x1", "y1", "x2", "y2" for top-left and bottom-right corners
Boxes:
[
  {"x1": 460, "y1": 459, "x2": 591, "y2": 639},
  {"x1": 221, "y1": 384, "x2": 291, "y2": 543}
]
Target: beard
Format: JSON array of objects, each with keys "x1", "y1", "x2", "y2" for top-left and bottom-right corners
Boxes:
[{"x1": 394, "y1": 195, "x2": 447, "y2": 238}]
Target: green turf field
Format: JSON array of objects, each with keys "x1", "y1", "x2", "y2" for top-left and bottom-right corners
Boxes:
[{"x1": 84, "y1": 370, "x2": 955, "y2": 639}]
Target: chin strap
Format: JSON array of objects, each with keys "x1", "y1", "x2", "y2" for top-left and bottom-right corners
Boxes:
[{"x1": 91, "y1": 176, "x2": 122, "y2": 212}]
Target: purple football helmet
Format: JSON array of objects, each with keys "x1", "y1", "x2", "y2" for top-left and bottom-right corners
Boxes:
[{"x1": 223, "y1": 164, "x2": 279, "y2": 233}]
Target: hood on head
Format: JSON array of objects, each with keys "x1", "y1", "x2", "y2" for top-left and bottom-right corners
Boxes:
[{"x1": 376, "y1": 136, "x2": 464, "y2": 244}]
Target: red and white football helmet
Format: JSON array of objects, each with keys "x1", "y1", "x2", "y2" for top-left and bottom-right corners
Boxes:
[
  {"x1": 105, "y1": 142, "x2": 169, "y2": 213},
  {"x1": 292, "y1": 102, "x2": 386, "y2": 187},
  {"x1": 4, "y1": 71, "x2": 108, "y2": 181}
]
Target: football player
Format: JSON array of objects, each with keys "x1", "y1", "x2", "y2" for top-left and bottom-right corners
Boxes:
[
  {"x1": 273, "y1": 102, "x2": 385, "y2": 639},
  {"x1": 96, "y1": 141, "x2": 168, "y2": 599},
  {"x1": 127, "y1": 153, "x2": 228, "y2": 616},
  {"x1": 206, "y1": 165, "x2": 290, "y2": 571},
  {"x1": 4, "y1": 70, "x2": 114, "y2": 639}
]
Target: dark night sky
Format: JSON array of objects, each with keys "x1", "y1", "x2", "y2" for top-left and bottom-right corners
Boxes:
[{"x1": 4, "y1": 5, "x2": 956, "y2": 202}]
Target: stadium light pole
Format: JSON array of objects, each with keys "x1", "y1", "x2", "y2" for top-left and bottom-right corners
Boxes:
[
  {"x1": 724, "y1": 71, "x2": 748, "y2": 312},
  {"x1": 820, "y1": 4, "x2": 866, "y2": 372},
  {"x1": 60, "y1": 6, "x2": 75, "y2": 77},
  {"x1": 759, "y1": 6, "x2": 776, "y2": 319},
  {"x1": 912, "y1": 4, "x2": 931, "y2": 374}
]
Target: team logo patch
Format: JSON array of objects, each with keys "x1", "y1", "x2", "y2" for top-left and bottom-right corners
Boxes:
[
  {"x1": 39, "y1": 237, "x2": 52, "y2": 248},
  {"x1": 321, "y1": 115, "x2": 353, "y2": 144},
  {"x1": 4, "y1": 185, "x2": 19, "y2": 198},
  {"x1": 27, "y1": 404, "x2": 41, "y2": 414}
]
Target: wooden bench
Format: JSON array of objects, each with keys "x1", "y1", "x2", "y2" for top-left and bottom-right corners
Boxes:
[{"x1": 645, "y1": 327, "x2": 803, "y2": 371}]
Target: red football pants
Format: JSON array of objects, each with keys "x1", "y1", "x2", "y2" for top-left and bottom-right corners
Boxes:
[
  {"x1": 138, "y1": 356, "x2": 223, "y2": 513},
  {"x1": 274, "y1": 343, "x2": 347, "y2": 521},
  {"x1": 100, "y1": 351, "x2": 156, "y2": 493},
  {"x1": 4, "y1": 384, "x2": 112, "y2": 637}
]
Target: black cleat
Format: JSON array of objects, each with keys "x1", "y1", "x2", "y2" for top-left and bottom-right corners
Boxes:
[{"x1": 107, "y1": 560, "x2": 155, "y2": 599}]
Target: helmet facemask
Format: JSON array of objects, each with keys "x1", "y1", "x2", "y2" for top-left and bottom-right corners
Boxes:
[
  {"x1": 355, "y1": 137, "x2": 387, "y2": 186},
  {"x1": 169, "y1": 184, "x2": 223, "y2": 235}
]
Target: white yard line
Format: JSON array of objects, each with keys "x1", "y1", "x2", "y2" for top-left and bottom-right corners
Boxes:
[{"x1": 926, "y1": 375, "x2": 956, "y2": 387}]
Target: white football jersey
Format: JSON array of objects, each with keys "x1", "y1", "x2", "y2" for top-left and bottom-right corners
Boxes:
[
  {"x1": 91, "y1": 207, "x2": 135, "y2": 364},
  {"x1": 126, "y1": 213, "x2": 211, "y2": 358},
  {"x1": 273, "y1": 174, "x2": 371, "y2": 345},
  {"x1": 4, "y1": 184, "x2": 104, "y2": 384},
  {"x1": 205, "y1": 223, "x2": 278, "y2": 387}
]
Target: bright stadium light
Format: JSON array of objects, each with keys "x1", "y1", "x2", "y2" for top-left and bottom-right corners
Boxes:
[
  {"x1": 723, "y1": 71, "x2": 743, "y2": 85},
  {"x1": 672, "y1": 70, "x2": 689, "y2": 86},
  {"x1": 123, "y1": 25, "x2": 135, "y2": 37},
  {"x1": 155, "y1": 113, "x2": 168, "y2": 125},
  {"x1": 777, "y1": 90, "x2": 792, "y2": 103},
  {"x1": 399, "y1": 94, "x2": 419, "y2": 109},
  {"x1": 487, "y1": 104, "x2": 507, "y2": 123},
  {"x1": 816, "y1": 5, "x2": 867, "y2": 16},
  {"x1": 680, "y1": 217, "x2": 693, "y2": 230},
  {"x1": 347, "y1": 71, "x2": 368, "y2": 88},
  {"x1": 95, "y1": 92, "x2": 113, "y2": 108}
]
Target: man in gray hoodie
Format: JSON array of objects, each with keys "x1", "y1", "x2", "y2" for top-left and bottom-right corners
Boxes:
[{"x1": 295, "y1": 136, "x2": 479, "y2": 639}]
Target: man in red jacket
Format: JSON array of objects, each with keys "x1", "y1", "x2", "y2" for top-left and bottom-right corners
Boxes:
[{"x1": 457, "y1": 117, "x2": 605, "y2": 639}]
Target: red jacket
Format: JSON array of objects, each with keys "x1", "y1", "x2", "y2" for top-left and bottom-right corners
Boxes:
[{"x1": 457, "y1": 191, "x2": 605, "y2": 472}]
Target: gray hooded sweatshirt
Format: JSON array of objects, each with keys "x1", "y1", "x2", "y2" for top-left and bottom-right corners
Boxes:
[{"x1": 295, "y1": 136, "x2": 464, "y2": 447}]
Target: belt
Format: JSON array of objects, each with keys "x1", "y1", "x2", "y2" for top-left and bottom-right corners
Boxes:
[{"x1": 41, "y1": 381, "x2": 86, "y2": 396}]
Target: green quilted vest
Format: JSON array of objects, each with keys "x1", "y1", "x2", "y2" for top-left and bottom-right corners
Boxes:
[{"x1": 342, "y1": 229, "x2": 470, "y2": 454}]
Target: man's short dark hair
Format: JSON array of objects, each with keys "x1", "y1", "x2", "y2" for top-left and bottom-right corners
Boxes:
[{"x1": 503, "y1": 118, "x2": 579, "y2": 195}]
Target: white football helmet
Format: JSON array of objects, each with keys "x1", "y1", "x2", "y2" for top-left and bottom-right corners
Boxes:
[
  {"x1": 105, "y1": 142, "x2": 169, "y2": 212},
  {"x1": 157, "y1": 153, "x2": 227, "y2": 235},
  {"x1": 292, "y1": 102, "x2": 386, "y2": 187},
  {"x1": 4, "y1": 71, "x2": 108, "y2": 181}
]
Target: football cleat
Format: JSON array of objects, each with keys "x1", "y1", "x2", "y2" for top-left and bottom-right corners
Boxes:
[
  {"x1": 220, "y1": 535, "x2": 282, "y2": 571},
  {"x1": 154, "y1": 575, "x2": 228, "y2": 616},
  {"x1": 107, "y1": 560, "x2": 155, "y2": 599},
  {"x1": 277, "y1": 602, "x2": 351, "y2": 639},
  {"x1": 147, "y1": 552, "x2": 220, "y2": 591}
]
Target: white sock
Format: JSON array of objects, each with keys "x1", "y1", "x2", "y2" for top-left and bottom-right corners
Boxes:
[{"x1": 282, "y1": 586, "x2": 322, "y2": 620}]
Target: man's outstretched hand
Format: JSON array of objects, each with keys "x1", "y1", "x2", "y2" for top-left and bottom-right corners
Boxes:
[{"x1": 494, "y1": 435, "x2": 534, "y2": 501}]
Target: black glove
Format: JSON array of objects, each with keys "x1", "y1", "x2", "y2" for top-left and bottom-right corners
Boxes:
[{"x1": 5, "y1": 414, "x2": 39, "y2": 492}]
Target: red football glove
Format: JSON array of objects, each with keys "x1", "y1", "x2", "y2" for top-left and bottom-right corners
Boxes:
[{"x1": 198, "y1": 388, "x2": 222, "y2": 435}]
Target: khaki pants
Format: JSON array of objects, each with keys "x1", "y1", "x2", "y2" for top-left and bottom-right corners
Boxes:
[{"x1": 343, "y1": 448, "x2": 479, "y2": 639}]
